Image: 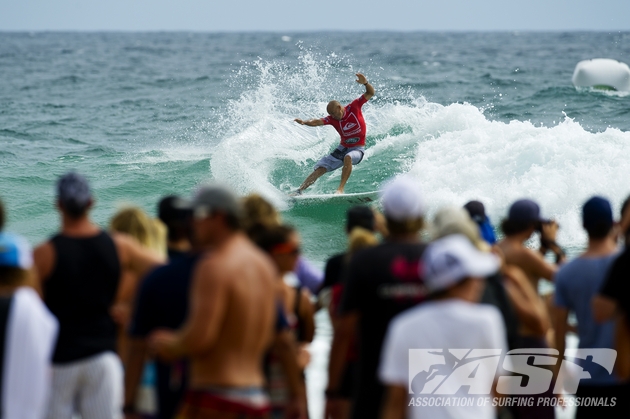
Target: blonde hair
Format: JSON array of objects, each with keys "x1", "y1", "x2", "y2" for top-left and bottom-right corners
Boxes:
[
  {"x1": 348, "y1": 227, "x2": 379, "y2": 256},
  {"x1": 242, "y1": 194, "x2": 281, "y2": 231},
  {"x1": 110, "y1": 207, "x2": 167, "y2": 257}
]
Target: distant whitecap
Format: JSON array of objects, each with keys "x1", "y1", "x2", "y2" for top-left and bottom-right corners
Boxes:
[{"x1": 281, "y1": 36, "x2": 291, "y2": 42}]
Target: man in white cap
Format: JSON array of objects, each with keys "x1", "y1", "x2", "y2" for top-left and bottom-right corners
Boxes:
[
  {"x1": 0, "y1": 232, "x2": 58, "y2": 419},
  {"x1": 325, "y1": 175, "x2": 428, "y2": 419},
  {"x1": 379, "y1": 234, "x2": 506, "y2": 419}
]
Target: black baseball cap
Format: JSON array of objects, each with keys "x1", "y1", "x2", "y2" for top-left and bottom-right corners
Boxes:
[
  {"x1": 346, "y1": 206, "x2": 375, "y2": 232},
  {"x1": 507, "y1": 199, "x2": 549, "y2": 224},
  {"x1": 463, "y1": 200, "x2": 486, "y2": 224},
  {"x1": 57, "y1": 171, "x2": 92, "y2": 210},
  {"x1": 582, "y1": 196, "x2": 613, "y2": 231},
  {"x1": 158, "y1": 195, "x2": 190, "y2": 224}
]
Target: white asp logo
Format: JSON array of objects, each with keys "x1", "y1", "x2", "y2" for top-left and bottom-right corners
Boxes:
[{"x1": 408, "y1": 348, "x2": 617, "y2": 395}]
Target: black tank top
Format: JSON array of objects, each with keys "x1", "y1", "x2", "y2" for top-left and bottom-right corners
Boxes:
[{"x1": 44, "y1": 231, "x2": 121, "y2": 364}]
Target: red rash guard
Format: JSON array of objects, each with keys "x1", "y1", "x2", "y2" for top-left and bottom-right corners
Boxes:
[{"x1": 321, "y1": 95, "x2": 368, "y2": 148}]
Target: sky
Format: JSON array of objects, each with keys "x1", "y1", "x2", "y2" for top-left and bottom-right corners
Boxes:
[{"x1": 1, "y1": 0, "x2": 629, "y2": 32}]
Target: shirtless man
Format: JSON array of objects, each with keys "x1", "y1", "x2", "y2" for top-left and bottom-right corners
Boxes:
[
  {"x1": 149, "y1": 185, "x2": 299, "y2": 419},
  {"x1": 293, "y1": 73, "x2": 374, "y2": 195},
  {"x1": 496, "y1": 199, "x2": 565, "y2": 289}
]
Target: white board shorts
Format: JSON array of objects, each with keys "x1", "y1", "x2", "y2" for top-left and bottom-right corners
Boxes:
[
  {"x1": 46, "y1": 351, "x2": 124, "y2": 419},
  {"x1": 314, "y1": 145, "x2": 365, "y2": 172}
]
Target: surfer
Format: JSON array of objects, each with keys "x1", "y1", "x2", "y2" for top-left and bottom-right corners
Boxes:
[{"x1": 293, "y1": 73, "x2": 374, "y2": 195}]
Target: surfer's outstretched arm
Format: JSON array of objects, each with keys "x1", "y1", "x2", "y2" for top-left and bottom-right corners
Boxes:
[
  {"x1": 356, "y1": 73, "x2": 375, "y2": 100},
  {"x1": 294, "y1": 118, "x2": 324, "y2": 127}
]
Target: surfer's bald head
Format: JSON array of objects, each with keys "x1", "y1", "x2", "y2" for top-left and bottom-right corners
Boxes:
[{"x1": 327, "y1": 100, "x2": 344, "y2": 121}]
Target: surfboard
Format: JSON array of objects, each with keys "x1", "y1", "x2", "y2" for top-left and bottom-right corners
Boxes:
[{"x1": 290, "y1": 191, "x2": 379, "y2": 205}]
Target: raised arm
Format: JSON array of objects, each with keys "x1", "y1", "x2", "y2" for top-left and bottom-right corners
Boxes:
[
  {"x1": 294, "y1": 118, "x2": 324, "y2": 127},
  {"x1": 356, "y1": 73, "x2": 375, "y2": 101}
]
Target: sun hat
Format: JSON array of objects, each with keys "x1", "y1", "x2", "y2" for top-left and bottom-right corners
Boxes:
[{"x1": 431, "y1": 207, "x2": 490, "y2": 252}]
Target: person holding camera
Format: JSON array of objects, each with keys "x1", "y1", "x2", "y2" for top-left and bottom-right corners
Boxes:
[
  {"x1": 496, "y1": 199, "x2": 564, "y2": 419},
  {"x1": 497, "y1": 199, "x2": 565, "y2": 291}
]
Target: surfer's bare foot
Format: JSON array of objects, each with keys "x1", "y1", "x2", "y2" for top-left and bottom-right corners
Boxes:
[
  {"x1": 334, "y1": 189, "x2": 344, "y2": 195},
  {"x1": 289, "y1": 189, "x2": 303, "y2": 197}
]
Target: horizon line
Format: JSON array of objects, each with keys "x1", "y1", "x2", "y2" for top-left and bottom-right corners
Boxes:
[{"x1": 1, "y1": 29, "x2": 629, "y2": 34}]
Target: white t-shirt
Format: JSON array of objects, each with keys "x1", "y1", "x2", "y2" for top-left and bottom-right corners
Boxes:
[
  {"x1": 2, "y1": 287, "x2": 58, "y2": 419},
  {"x1": 379, "y1": 299, "x2": 507, "y2": 419}
]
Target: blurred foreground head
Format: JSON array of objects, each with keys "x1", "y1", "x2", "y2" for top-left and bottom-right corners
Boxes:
[
  {"x1": 57, "y1": 171, "x2": 93, "y2": 219},
  {"x1": 242, "y1": 194, "x2": 281, "y2": 240},
  {"x1": 582, "y1": 196, "x2": 613, "y2": 239},
  {"x1": 253, "y1": 224, "x2": 300, "y2": 275},
  {"x1": 158, "y1": 195, "x2": 192, "y2": 244},
  {"x1": 501, "y1": 198, "x2": 549, "y2": 236},
  {"x1": 464, "y1": 200, "x2": 497, "y2": 245},
  {"x1": 432, "y1": 207, "x2": 489, "y2": 252},
  {"x1": 0, "y1": 232, "x2": 33, "y2": 286},
  {"x1": 346, "y1": 205, "x2": 375, "y2": 234},
  {"x1": 380, "y1": 175, "x2": 425, "y2": 235},
  {"x1": 422, "y1": 234, "x2": 499, "y2": 299},
  {"x1": 178, "y1": 184, "x2": 243, "y2": 245},
  {"x1": 111, "y1": 206, "x2": 167, "y2": 257}
]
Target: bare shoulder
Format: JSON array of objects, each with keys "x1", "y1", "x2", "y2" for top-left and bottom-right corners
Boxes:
[
  {"x1": 33, "y1": 240, "x2": 55, "y2": 280},
  {"x1": 110, "y1": 231, "x2": 133, "y2": 254},
  {"x1": 34, "y1": 240, "x2": 54, "y2": 260},
  {"x1": 193, "y1": 251, "x2": 227, "y2": 281},
  {"x1": 110, "y1": 231, "x2": 134, "y2": 248},
  {"x1": 230, "y1": 236, "x2": 277, "y2": 289},
  {"x1": 194, "y1": 237, "x2": 275, "y2": 285},
  {"x1": 110, "y1": 231, "x2": 134, "y2": 263},
  {"x1": 520, "y1": 246, "x2": 546, "y2": 263},
  {"x1": 502, "y1": 242, "x2": 537, "y2": 263}
]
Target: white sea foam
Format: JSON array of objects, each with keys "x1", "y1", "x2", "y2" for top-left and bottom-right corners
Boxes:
[
  {"x1": 210, "y1": 52, "x2": 630, "y2": 249},
  {"x1": 406, "y1": 104, "x2": 630, "y2": 247}
]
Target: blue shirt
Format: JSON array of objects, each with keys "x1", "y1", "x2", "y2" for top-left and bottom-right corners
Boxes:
[{"x1": 554, "y1": 253, "x2": 620, "y2": 385}]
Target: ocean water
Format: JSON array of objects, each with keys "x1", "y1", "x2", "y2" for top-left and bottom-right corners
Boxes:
[
  {"x1": 2, "y1": 32, "x2": 629, "y2": 257},
  {"x1": 1, "y1": 32, "x2": 629, "y2": 417}
]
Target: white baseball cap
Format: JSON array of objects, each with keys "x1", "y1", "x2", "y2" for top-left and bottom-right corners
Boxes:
[
  {"x1": 421, "y1": 234, "x2": 499, "y2": 293},
  {"x1": 380, "y1": 175, "x2": 425, "y2": 221}
]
